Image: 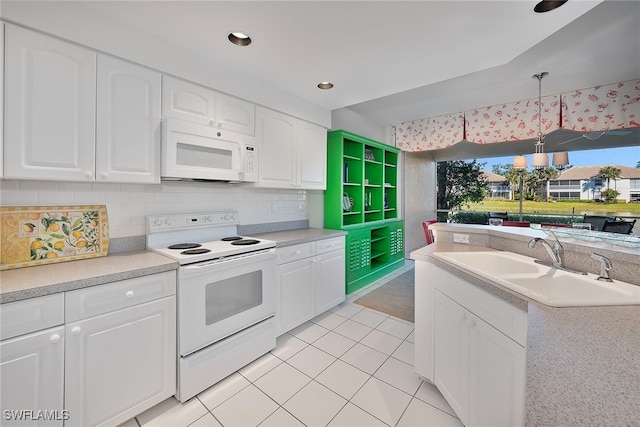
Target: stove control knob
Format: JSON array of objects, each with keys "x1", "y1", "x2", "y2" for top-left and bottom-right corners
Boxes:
[
  {"x1": 154, "y1": 219, "x2": 163, "y2": 227},
  {"x1": 205, "y1": 216, "x2": 213, "y2": 222},
  {"x1": 165, "y1": 218, "x2": 174, "y2": 225}
]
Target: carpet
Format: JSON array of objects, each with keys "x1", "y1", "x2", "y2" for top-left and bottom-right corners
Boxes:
[{"x1": 353, "y1": 269, "x2": 415, "y2": 323}]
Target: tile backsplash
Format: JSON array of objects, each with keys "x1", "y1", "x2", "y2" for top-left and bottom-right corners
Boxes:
[{"x1": 0, "y1": 180, "x2": 308, "y2": 238}]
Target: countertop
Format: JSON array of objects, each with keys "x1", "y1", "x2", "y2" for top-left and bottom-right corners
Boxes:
[
  {"x1": 1, "y1": 228, "x2": 344, "y2": 304},
  {"x1": 411, "y1": 241, "x2": 640, "y2": 426},
  {"x1": 254, "y1": 227, "x2": 346, "y2": 247},
  {"x1": 0, "y1": 251, "x2": 178, "y2": 304}
]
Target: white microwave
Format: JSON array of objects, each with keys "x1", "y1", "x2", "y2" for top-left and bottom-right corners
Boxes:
[{"x1": 161, "y1": 118, "x2": 257, "y2": 182}]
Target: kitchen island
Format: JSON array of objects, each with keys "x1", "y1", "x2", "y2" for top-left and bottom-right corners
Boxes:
[{"x1": 411, "y1": 225, "x2": 640, "y2": 426}]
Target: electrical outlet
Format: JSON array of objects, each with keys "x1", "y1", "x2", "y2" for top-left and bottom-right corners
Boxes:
[{"x1": 453, "y1": 233, "x2": 470, "y2": 244}]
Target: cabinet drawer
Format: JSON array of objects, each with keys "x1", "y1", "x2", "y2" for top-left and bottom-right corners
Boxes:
[
  {"x1": 276, "y1": 242, "x2": 314, "y2": 265},
  {"x1": 0, "y1": 293, "x2": 64, "y2": 340},
  {"x1": 65, "y1": 271, "x2": 176, "y2": 322},
  {"x1": 315, "y1": 237, "x2": 345, "y2": 255}
]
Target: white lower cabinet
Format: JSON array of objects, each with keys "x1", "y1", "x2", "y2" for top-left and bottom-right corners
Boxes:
[
  {"x1": 0, "y1": 294, "x2": 66, "y2": 427},
  {"x1": 64, "y1": 272, "x2": 176, "y2": 427},
  {"x1": 416, "y1": 260, "x2": 527, "y2": 427},
  {"x1": 0, "y1": 326, "x2": 65, "y2": 427},
  {"x1": 276, "y1": 237, "x2": 345, "y2": 335}
]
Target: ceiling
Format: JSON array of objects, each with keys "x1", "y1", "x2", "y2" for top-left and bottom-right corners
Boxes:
[
  {"x1": 3, "y1": 1, "x2": 639, "y2": 155},
  {"x1": 74, "y1": 0, "x2": 639, "y2": 127}
]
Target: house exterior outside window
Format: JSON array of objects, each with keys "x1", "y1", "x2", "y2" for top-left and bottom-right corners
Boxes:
[{"x1": 550, "y1": 165, "x2": 640, "y2": 202}]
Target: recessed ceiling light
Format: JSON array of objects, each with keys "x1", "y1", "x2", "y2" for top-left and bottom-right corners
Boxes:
[
  {"x1": 228, "y1": 32, "x2": 251, "y2": 46},
  {"x1": 534, "y1": 0, "x2": 568, "y2": 13},
  {"x1": 318, "y1": 82, "x2": 334, "y2": 90}
]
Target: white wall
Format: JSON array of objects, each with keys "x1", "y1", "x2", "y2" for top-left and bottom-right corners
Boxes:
[
  {"x1": 0, "y1": 180, "x2": 308, "y2": 238},
  {"x1": 331, "y1": 108, "x2": 387, "y2": 143},
  {"x1": 403, "y1": 152, "x2": 437, "y2": 256}
]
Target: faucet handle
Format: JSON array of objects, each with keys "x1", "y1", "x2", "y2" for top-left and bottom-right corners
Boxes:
[{"x1": 591, "y1": 253, "x2": 613, "y2": 282}]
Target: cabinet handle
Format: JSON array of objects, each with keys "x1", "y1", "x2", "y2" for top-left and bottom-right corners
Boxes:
[
  {"x1": 70, "y1": 326, "x2": 81, "y2": 335},
  {"x1": 50, "y1": 334, "x2": 61, "y2": 343},
  {"x1": 85, "y1": 171, "x2": 93, "y2": 179},
  {"x1": 100, "y1": 172, "x2": 108, "y2": 179},
  {"x1": 125, "y1": 290, "x2": 134, "y2": 298},
  {"x1": 295, "y1": 250, "x2": 301, "y2": 255}
]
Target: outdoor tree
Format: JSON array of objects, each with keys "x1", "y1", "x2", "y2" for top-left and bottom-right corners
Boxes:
[
  {"x1": 535, "y1": 167, "x2": 560, "y2": 201},
  {"x1": 597, "y1": 165, "x2": 622, "y2": 202},
  {"x1": 436, "y1": 160, "x2": 489, "y2": 221},
  {"x1": 636, "y1": 160, "x2": 640, "y2": 169}
]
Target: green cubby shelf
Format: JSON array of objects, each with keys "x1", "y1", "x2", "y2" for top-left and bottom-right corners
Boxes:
[{"x1": 325, "y1": 130, "x2": 404, "y2": 294}]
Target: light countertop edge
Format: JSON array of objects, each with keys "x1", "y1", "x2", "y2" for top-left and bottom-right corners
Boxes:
[
  {"x1": 254, "y1": 228, "x2": 346, "y2": 247},
  {"x1": 1, "y1": 251, "x2": 179, "y2": 304}
]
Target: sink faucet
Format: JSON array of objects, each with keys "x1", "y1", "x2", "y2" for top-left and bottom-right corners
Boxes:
[
  {"x1": 591, "y1": 253, "x2": 613, "y2": 282},
  {"x1": 528, "y1": 231, "x2": 564, "y2": 268}
]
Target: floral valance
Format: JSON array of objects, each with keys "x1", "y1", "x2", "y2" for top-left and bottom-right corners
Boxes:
[
  {"x1": 394, "y1": 113, "x2": 464, "y2": 152},
  {"x1": 393, "y1": 78, "x2": 640, "y2": 152},
  {"x1": 562, "y1": 79, "x2": 640, "y2": 132},
  {"x1": 465, "y1": 95, "x2": 560, "y2": 144}
]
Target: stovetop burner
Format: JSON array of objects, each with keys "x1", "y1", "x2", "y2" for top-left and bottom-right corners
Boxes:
[
  {"x1": 231, "y1": 239, "x2": 260, "y2": 246},
  {"x1": 181, "y1": 248, "x2": 212, "y2": 255},
  {"x1": 168, "y1": 243, "x2": 202, "y2": 250},
  {"x1": 221, "y1": 236, "x2": 243, "y2": 241}
]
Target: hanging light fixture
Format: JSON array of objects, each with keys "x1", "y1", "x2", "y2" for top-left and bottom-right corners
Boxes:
[
  {"x1": 513, "y1": 155, "x2": 527, "y2": 221},
  {"x1": 552, "y1": 151, "x2": 569, "y2": 170},
  {"x1": 531, "y1": 72, "x2": 549, "y2": 169}
]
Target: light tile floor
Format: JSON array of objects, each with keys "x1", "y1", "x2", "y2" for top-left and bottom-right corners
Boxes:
[{"x1": 126, "y1": 261, "x2": 463, "y2": 427}]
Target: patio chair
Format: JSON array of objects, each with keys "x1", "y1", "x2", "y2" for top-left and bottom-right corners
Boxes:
[
  {"x1": 502, "y1": 221, "x2": 530, "y2": 227},
  {"x1": 601, "y1": 219, "x2": 636, "y2": 235},
  {"x1": 422, "y1": 220, "x2": 437, "y2": 245},
  {"x1": 582, "y1": 215, "x2": 615, "y2": 232}
]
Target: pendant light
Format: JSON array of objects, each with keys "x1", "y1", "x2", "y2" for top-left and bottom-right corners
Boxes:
[
  {"x1": 552, "y1": 151, "x2": 569, "y2": 170},
  {"x1": 531, "y1": 72, "x2": 549, "y2": 169}
]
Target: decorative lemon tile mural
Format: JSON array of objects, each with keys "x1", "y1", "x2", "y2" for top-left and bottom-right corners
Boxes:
[{"x1": 1, "y1": 205, "x2": 109, "y2": 270}]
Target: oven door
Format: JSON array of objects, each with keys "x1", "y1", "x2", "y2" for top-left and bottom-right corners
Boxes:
[{"x1": 177, "y1": 248, "x2": 276, "y2": 356}]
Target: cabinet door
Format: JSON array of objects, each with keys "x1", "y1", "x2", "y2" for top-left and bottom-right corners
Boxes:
[
  {"x1": 64, "y1": 297, "x2": 176, "y2": 427},
  {"x1": 0, "y1": 326, "x2": 65, "y2": 427},
  {"x1": 468, "y1": 314, "x2": 526, "y2": 427},
  {"x1": 4, "y1": 25, "x2": 96, "y2": 181},
  {"x1": 296, "y1": 120, "x2": 326, "y2": 189},
  {"x1": 96, "y1": 55, "x2": 161, "y2": 183},
  {"x1": 277, "y1": 258, "x2": 315, "y2": 335},
  {"x1": 1, "y1": 22, "x2": 4, "y2": 178},
  {"x1": 316, "y1": 249, "x2": 346, "y2": 313},
  {"x1": 433, "y1": 290, "x2": 469, "y2": 421},
  {"x1": 216, "y1": 92, "x2": 255, "y2": 136},
  {"x1": 256, "y1": 107, "x2": 295, "y2": 188},
  {"x1": 162, "y1": 75, "x2": 216, "y2": 125}
]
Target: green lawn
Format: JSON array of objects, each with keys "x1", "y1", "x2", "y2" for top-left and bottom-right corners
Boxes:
[{"x1": 466, "y1": 200, "x2": 640, "y2": 217}]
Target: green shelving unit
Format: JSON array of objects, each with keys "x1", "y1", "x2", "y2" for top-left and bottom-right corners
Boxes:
[{"x1": 325, "y1": 130, "x2": 404, "y2": 294}]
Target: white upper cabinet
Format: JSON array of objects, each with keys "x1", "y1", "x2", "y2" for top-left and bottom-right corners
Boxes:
[
  {"x1": 4, "y1": 24, "x2": 97, "y2": 181},
  {"x1": 96, "y1": 55, "x2": 161, "y2": 183},
  {"x1": 162, "y1": 75, "x2": 255, "y2": 136},
  {"x1": 297, "y1": 120, "x2": 327, "y2": 190},
  {"x1": 256, "y1": 107, "x2": 296, "y2": 187},
  {"x1": 162, "y1": 75, "x2": 216, "y2": 126},
  {"x1": 216, "y1": 92, "x2": 256, "y2": 136},
  {"x1": 255, "y1": 106, "x2": 326, "y2": 189}
]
